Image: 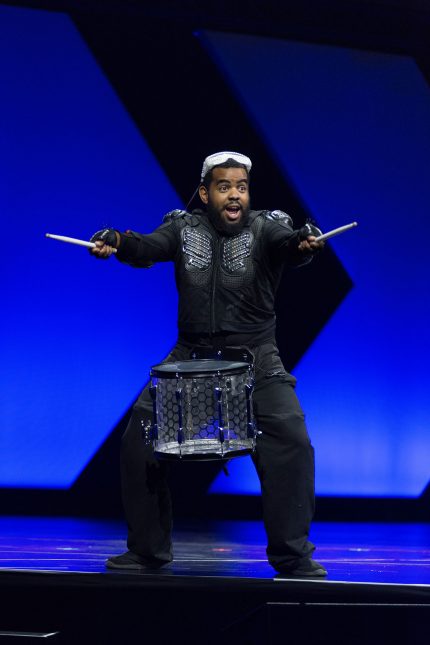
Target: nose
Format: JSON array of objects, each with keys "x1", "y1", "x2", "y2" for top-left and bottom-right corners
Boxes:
[{"x1": 228, "y1": 186, "x2": 240, "y2": 199}]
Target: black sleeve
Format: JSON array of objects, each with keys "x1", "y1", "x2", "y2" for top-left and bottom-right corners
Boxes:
[
  {"x1": 263, "y1": 211, "x2": 315, "y2": 267},
  {"x1": 115, "y1": 220, "x2": 179, "y2": 268}
]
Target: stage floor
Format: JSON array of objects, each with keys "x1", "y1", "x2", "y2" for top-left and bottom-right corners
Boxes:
[
  {"x1": 0, "y1": 516, "x2": 429, "y2": 586},
  {"x1": 1, "y1": 518, "x2": 430, "y2": 643}
]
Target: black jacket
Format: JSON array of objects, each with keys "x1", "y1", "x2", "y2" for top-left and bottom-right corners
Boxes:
[{"x1": 115, "y1": 209, "x2": 316, "y2": 339}]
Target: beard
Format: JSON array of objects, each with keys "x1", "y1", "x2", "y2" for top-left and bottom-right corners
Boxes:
[{"x1": 207, "y1": 201, "x2": 250, "y2": 237}]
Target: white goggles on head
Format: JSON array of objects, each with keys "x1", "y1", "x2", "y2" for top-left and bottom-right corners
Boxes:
[{"x1": 200, "y1": 151, "x2": 252, "y2": 181}]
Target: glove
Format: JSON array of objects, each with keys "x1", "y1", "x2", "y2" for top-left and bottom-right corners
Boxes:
[
  {"x1": 89, "y1": 228, "x2": 119, "y2": 247},
  {"x1": 298, "y1": 221, "x2": 322, "y2": 241}
]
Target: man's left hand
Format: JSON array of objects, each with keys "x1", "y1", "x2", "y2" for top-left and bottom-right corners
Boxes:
[{"x1": 298, "y1": 235, "x2": 325, "y2": 253}]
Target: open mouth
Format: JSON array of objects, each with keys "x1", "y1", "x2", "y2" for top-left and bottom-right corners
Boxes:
[{"x1": 224, "y1": 204, "x2": 242, "y2": 221}]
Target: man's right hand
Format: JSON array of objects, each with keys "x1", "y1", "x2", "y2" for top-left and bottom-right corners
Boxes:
[{"x1": 89, "y1": 228, "x2": 120, "y2": 259}]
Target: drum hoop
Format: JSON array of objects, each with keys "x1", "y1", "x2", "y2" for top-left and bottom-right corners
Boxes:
[
  {"x1": 150, "y1": 358, "x2": 250, "y2": 379},
  {"x1": 154, "y1": 447, "x2": 253, "y2": 461}
]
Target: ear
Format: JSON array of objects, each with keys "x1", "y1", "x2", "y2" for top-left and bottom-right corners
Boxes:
[{"x1": 199, "y1": 184, "x2": 209, "y2": 205}]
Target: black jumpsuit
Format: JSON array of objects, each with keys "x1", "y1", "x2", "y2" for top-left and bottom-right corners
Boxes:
[{"x1": 115, "y1": 208, "x2": 317, "y2": 572}]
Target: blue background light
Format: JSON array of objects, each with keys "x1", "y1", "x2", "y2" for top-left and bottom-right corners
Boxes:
[
  {"x1": 1, "y1": 8, "x2": 429, "y2": 498},
  {"x1": 0, "y1": 6, "x2": 179, "y2": 487},
  {"x1": 202, "y1": 31, "x2": 430, "y2": 497}
]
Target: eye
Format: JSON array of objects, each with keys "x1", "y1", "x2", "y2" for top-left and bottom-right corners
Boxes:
[
  {"x1": 219, "y1": 185, "x2": 229, "y2": 192},
  {"x1": 238, "y1": 185, "x2": 247, "y2": 192}
]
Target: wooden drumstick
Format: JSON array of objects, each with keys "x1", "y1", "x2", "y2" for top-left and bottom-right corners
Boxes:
[
  {"x1": 45, "y1": 233, "x2": 117, "y2": 253},
  {"x1": 314, "y1": 221, "x2": 358, "y2": 242}
]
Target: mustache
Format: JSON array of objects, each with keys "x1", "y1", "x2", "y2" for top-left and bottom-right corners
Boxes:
[{"x1": 206, "y1": 201, "x2": 250, "y2": 237}]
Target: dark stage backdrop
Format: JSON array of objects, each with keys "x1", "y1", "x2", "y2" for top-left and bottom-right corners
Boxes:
[{"x1": 1, "y1": 2, "x2": 429, "y2": 518}]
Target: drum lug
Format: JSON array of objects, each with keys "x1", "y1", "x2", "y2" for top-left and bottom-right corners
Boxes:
[
  {"x1": 149, "y1": 383, "x2": 158, "y2": 442},
  {"x1": 215, "y1": 386, "x2": 225, "y2": 448},
  {"x1": 245, "y1": 382, "x2": 256, "y2": 439},
  {"x1": 175, "y1": 387, "x2": 184, "y2": 447}
]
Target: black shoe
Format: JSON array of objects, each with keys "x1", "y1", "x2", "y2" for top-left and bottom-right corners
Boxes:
[
  {"x1": 275, "y1": 558, "x2": 328, "y2": 579},
  {"x1": 105, "y1": 551, "x2": 168, "y2": 571}
]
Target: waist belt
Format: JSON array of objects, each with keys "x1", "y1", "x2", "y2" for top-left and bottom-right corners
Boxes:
[{"x1": 189, "y1": 345, "x2": 254, "y2": 365}]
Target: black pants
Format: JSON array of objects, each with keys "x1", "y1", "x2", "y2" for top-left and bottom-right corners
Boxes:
[{"x1": 120, "y1": 340, "x2": 316, "y2": 572}]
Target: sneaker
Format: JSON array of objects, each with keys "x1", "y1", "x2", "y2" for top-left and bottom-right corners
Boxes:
[
  {"x1": 275, "y1": 558, "x2": 328, "y2": 579},
  {"x1": 105, "y1": 551, "x2": 168, "y2": 570}
]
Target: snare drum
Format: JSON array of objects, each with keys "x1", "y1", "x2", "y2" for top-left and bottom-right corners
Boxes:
[{"x1": 149, "y1": 359, "x2": 256, "y2": 460}]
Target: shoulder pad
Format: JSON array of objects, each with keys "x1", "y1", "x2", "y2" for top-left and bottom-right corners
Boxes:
[
  {"x1": 162, "y1": 209, "x2": 187, "y2": 224},
  {"x1": 264, "y1": 210, "x2": 293, "y2": 227},
  {"x1": 247, "y1": 210, "x2": 262, "y2": 225},
  {"x1": 184, "y1": 212, "x2": 202, "y2": 227}
]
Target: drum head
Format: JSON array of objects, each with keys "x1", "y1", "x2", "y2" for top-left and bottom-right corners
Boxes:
[{"x1": 151, "y1": 359, "x2": 249, "y2": 378}]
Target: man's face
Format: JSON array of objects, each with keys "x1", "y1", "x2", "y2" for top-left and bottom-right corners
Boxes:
[{"x1": 199, "y1": 167, "x2": 250, "y2": 233}]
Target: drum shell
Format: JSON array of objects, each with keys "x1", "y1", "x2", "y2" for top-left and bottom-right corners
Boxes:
[{"x1": 150, "y1": 360, "x2": 255, "y2": 460}]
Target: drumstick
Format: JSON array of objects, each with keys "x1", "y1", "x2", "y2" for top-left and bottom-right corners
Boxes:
[
  {"x1": 45, "y1": 233, "x2": 117, "y2": 253},
  {"x1": 314, "y1": 221, "x2": 358, "y2": 242}
]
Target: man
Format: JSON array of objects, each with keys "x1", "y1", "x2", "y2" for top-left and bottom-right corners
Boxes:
[{"x1": 90, "y1": 151, "x2": 326, "y2": 577}]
